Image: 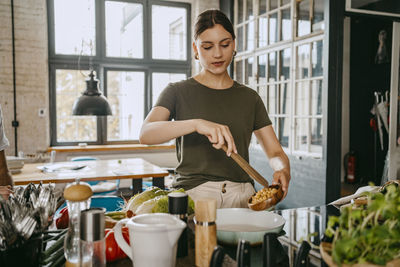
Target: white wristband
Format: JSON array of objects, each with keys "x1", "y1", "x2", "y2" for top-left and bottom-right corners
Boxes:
[{"x1": 269, "y1": 157, "x2": 284, "y2": 171}]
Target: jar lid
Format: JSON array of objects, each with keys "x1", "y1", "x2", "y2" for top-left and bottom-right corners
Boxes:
[
  {"x1": 63, "y1": 183, "x2": 93, "y2": 201},
  {"x1": 168, "y1": 192, "x2": 188, "y2": 215}
]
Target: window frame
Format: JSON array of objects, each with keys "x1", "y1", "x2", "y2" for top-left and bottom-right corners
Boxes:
[
  {"x1": 48, "y1": 0, "x2": 191, "y2": 146},
  {"x1": 234, "y1": 0, "x2": 325, "y2": 158},
  {"x1": 292, "y1": 35, "x2": 324, "y2": 157}
]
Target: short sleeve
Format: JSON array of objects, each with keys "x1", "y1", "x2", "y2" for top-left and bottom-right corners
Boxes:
[
  {"x1": 154, "y1": 83, "x2": 176, "y2": 120},
  {"x1": 0, "y1": 105, "x2": 9, "y2": 151},
  {"x1": 253, "y1": 93, "x2": 272, "y2": 130}
]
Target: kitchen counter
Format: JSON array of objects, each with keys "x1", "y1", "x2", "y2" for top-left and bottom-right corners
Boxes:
[{"x1": 108, "y1": 205, "x2": 340, "y2": 267}]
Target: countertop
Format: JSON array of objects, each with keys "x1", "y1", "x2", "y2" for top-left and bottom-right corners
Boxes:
[{"x1": 107, "y1": 205, "x2": 340, "y2": 267}]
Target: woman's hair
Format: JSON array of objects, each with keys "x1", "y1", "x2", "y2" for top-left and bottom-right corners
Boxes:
[{"x1": 194, "y1": 9, "x2": 235, "y2": 40}]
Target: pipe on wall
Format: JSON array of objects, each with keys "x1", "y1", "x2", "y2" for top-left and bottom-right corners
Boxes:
[{"x1": 11, "y1": 0, "x2": 18, "y2": 156}]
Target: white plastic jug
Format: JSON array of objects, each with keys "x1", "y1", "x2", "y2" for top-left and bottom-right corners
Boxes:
[{"x1": 114, "y1": 213, "x2": 186, "y2": 267}]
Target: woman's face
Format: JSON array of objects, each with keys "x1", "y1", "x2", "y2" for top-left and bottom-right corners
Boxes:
[{"x1": 193, "y1": 24, "x2": 235, "y2": 75}]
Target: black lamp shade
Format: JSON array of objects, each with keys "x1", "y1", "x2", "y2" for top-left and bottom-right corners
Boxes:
[
  {"x1": 72, "y1": 95, "x2": 112, "y2": 116},
  {"x1": 72, "y1": 71, "x2": 112, "y2": 116}
]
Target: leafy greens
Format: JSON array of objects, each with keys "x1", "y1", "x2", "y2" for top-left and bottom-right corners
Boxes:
[{"x1": 325, "y1": 184, "x2": 400, "y2": 265}]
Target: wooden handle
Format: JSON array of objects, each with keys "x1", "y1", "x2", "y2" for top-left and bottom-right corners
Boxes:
[
  {"x1": 195, "y1": 199, "x2": 217, "y2": 222},
  {"x1": 221, "y1": 144, "x2": 269, "y2": 188},
  {"x1": 195, "y1": 225, "x2": 216, "y2": 267},
  {"x1": 195, "y1": 199, "x2": 217, "y2": 267}
]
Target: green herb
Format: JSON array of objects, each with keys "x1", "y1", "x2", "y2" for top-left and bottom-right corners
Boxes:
[{"x1": 325, "y1": 184, "x2": 400, "y2": 265}]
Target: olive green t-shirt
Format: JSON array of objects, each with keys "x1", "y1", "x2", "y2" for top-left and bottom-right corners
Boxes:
[{"x1": 155, "y1": 78, "x2": 271, "y2": 190}]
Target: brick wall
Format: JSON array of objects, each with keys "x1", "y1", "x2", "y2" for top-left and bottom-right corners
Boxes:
[{"x1": 0, "y1": 0, "x2": 49, "y2": 156}]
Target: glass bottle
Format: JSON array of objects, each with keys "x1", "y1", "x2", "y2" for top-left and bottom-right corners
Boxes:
[{"x1": 63, "y1": 181, "x2": 93, "y2": 267}]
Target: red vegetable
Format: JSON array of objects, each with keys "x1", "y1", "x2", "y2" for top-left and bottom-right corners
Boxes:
[
  {"x1": 55, "y1": 207, "x2": 69, "y2": 229},
  {"x1": 105, "y1": 227, "x2": 130, "y2": 262}
]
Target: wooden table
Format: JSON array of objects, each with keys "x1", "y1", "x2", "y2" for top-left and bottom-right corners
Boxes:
[{"x1": 12, "y1": 158, "x2": 169, "y2": 194}]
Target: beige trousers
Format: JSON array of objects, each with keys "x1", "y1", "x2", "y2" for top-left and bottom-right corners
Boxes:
[{"x1": 186, "y1": 181, "x2": 255, "y2": 208}]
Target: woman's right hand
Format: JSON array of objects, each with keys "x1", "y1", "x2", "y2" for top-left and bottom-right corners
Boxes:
[{"x1": 194, "y1": 119, "x2": 237, "y2": 156}]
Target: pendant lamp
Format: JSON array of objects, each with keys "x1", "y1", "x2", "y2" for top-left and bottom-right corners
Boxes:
[{"x1": 72, "y1": 70, "x2": 112, "y2": 116}]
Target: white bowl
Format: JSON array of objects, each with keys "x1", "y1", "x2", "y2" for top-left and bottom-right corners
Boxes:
[{"x1": 216, "y1": 208, "x2": 285, "y2": 246}]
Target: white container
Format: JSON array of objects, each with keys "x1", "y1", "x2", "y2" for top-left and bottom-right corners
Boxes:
[{"x1": 114, "y1": 213, "x2": 186, "y2": 267}]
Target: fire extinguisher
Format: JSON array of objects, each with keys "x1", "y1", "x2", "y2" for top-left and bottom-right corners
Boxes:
[{"x1": 344, "y1": 151, "x2": 357, "y2": 184}]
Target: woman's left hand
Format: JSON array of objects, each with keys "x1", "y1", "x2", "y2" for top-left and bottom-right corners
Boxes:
[{"x1": 272, "y1": 170, "x2": 290, "y2": 199}]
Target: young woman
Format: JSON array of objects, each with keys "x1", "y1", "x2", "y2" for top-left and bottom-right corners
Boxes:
[{"x1": 140, "y1": 9, "x2": 290, "y2": 208}]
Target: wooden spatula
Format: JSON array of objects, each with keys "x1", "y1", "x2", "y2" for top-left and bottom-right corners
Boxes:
[{"x1": 221, "y1": 144, "x2": 269, "y2": 188}]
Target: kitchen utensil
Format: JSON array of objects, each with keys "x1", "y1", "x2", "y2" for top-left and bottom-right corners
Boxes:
[
  {"x1": 216, "y1": 208, "x2": 285, "y2": 246},
  {"x1": 221, "y1": 144, "x2": 269, "y2": 188},
  {"x1": 377, "y1": 97, "x2": 389, "y2": 133},
  {"x1": 371, "y1": 93, "x2": 384, "y2": 150},
  {"x1": 248, "y1": 184, "x2": 284, "y2": 211},
  {"x1": 16, "y1": 216, "x2": 37, "y2": 239},
  {"x1": 221, "y1": 144, "x2": 284, "y2": 210},
  {"x1": 0, "y1": 183, "x2": 58, "y2": 252},
  {"x1": 114, "y1": 213, "x2": 186, "y2": 267}
]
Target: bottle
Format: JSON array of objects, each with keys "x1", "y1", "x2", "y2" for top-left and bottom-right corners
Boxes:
[
  {"x1": 194, "y1": 199, "x2": 217, "y2": 267},
  {"x1": 63, "y1": 181, "x2": 93, "y2": 267},
  {"x1": 80, "y1": 208, "x2": 106, "y2": 267},
  {"x1": 168, "y1": 192, "x2": 188, "y2": 258}
]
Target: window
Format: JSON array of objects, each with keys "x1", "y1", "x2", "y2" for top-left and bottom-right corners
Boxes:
[
  {"x1": 48, "y1": 0, "x2": 190, "y2": 145},
  {"x1": 235, "y1": 0, "x2": 324, "y2": 157},
  {"x1": 294, "y1": 41, "x2": 323, "y2": 154},
  {"x1": 105, "y1": 2, "x2": 144, "y2": 58},
  {"x1": 55, "y1": 69, "x2": 97, "y2": 142}
]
